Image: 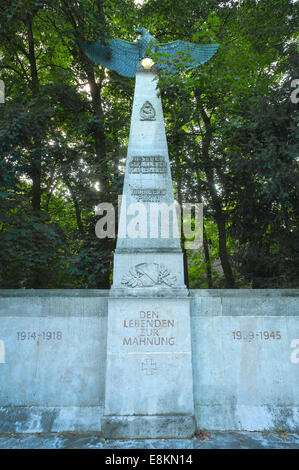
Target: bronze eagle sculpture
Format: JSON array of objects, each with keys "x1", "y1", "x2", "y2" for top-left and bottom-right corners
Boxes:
[{"x1": 77, "y1": 27, "x2": 219, "y2": 77}]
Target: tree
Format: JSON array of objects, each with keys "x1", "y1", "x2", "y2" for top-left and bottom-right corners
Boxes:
[{"x1": 0, "y1": 0, "x2": 298, "y2": 288}]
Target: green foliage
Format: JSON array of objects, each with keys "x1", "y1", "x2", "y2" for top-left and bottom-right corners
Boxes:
[{"x1": 0, "y1": 0, "x2": 298, "y2": 288}]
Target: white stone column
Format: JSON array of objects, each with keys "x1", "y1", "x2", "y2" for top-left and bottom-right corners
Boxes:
[
  {"x1": 102, "y1": 64, "x2": 195, "y2": 438},
  {"x1": 112, "y1": 64, "x2": 187, "y2": 293}
]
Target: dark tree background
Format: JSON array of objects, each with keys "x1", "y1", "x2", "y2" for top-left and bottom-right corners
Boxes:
[{"x1": 0, "y1": 0, "x2": 298, "y2": 289}]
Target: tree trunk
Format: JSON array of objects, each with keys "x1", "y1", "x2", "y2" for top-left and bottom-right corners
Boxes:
[
  {"x1": 203, "y1": 224, "x2": 213, "y2": 288},
  {"x1": 215, "y1": 214, "x2": 235, "y2": 287},
  {"x1": 27, "y1": 12, "x2": 43, "y2": 289},
  {"x1": 174, "y1": 142, "x2": 189, "y2": 288},
  {"x1": 27, "y1": 13, "x2": 41, "y2": 215},
  {"x1": 85, "y1": 67, "x2": 109, "y2": 194},
  {"x1": 195, "y1": 92, "x2": 235, "y2": 288},
  {"x1": 63, "y1": 176, "x2": 85, "y2": 238},
  {"x1": 203, "y1": 170, "x2": 235, "y2": 288}
]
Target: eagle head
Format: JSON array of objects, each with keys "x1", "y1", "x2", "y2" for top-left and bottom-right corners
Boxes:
[{"x1": 134, "y1": 27, "x2": 148, "y2": 36}]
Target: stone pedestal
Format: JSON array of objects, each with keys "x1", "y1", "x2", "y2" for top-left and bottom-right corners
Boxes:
[
  {"x1": 102, "y1": 64, "x2": 195, "y2": 438},
  {"x1": 102, "y1": 295, "x2": 194, "y2": 438}
]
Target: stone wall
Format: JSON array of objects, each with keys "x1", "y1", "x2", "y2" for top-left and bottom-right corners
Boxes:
[
  {"x1": 0, "y1": 289, "x2": 298, "y2": 433},
  {"x1": 191, "y1": 290, "x2": 299, "y2": 431}
]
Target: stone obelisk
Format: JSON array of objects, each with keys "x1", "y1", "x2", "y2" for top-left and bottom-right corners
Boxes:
[{"x1": 102, "y1": 63, "x2": 195, "y2": 438}]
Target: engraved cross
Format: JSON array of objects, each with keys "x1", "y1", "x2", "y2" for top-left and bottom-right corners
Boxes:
[{"x1": 141, "y1": 358, "x2": 157, "y2": 375}]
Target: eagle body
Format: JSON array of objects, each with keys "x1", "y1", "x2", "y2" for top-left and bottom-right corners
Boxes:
[
  {"x1": 77, "y1": 28, "x2": 219, "y2": 78},
  {"x1": 136, "y1": 27, "x2": 157, "y2": 59}
]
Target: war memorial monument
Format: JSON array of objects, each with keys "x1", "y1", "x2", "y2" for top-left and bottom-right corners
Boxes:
[{"x1": 0, "y1": 28, "x2": 298, "y2": 438}]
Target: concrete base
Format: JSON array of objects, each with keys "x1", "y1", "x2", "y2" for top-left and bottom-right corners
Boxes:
[
  {"x1": 0, "y1": 289, "x2": 298, "y2": 433},
  {"x1": 101, "y1": 415, "x2": 196, "y2": 439},
  {"x1": 103, "y1": 295, "x2": 195, "y2": 438},
  {"x1": 195, "y1": 405, "x2": 299, "y2": 432},
  {"x1": 0, "y1": 406, "x2": 103, "y2": 433},
  {"x1": 104, "y1": 297, "x2": 194, "y2": 420}
]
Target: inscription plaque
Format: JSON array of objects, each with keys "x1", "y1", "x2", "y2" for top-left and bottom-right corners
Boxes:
[
  {"x1": 122, "y1": 309, "x2": 175, "y2": 346},
  {"x1": 129, "y1": 156, "x2": 167, "y2": 174},
  {"x1": 130, "y1": 186, "x2": 167, "y2": 202}
]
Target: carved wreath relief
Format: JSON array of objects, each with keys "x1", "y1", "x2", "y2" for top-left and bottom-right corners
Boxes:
[
  {"x1": 140, "y1": 101, "x2": 156, "y2": 121},
  {"x1": 121, "y1": 263, "x2": 176, "y2": 288}
]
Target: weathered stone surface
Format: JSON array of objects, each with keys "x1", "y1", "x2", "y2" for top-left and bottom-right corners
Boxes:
[
  {"x1": 116, "y1": 66, "x2": 181, "y2": 252},
  {"x1": 102, "y1": 65, "x2": 194, "y2": 438},
  {"x1": 103, "y1": 297, "x2": 195, "y2": 437},
  {"x1": 0, "y1": 289, "x2": 298, "y2": 433},
  {"x1": 190, "y1": 289, "x2": 299, "y2": 317},
  {"x1": 101, "y1": 415, "x2": 195, "y2": 439},
  {"x1": 1, "y1": 431, "x2": 299, "y2": 449},
  {"x1": 112, "y1": 252, "x2": 185, "y2": 290},
  {"x1": 191, "y1": 310, "x2": 299, "y2": 431},
  {"x1": 0, "y1": 297, "x2": 106, "y2": 411},
  {"x1": 0, "y1": 406, "x2": 103, "y2": 432}
]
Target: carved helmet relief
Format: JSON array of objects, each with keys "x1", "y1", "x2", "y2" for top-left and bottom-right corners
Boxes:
[
  {"x1": 121, "y1": 263, "x2": 176, "y2": 288},
  {"x1": 140, "y1": 101, "x2": 156, "y2": 121}
]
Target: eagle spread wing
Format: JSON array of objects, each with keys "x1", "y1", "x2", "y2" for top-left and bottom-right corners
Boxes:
[
  {"x1": 77, "y1": 38, "x2": 140, "y2": 78},
  {"x1": 156, "y1": 41, "x2": 219, "y2": 73}
]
